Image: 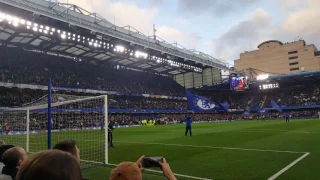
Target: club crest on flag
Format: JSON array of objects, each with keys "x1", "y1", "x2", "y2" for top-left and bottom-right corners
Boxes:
[{"x1": 193, "y1": 98, "x2": 216, "y2": 110}]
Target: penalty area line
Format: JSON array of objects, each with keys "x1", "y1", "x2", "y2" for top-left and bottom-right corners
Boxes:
[
  {"x1": 268, "y1": 152, "x2": 310, "y2": 180},
  {"x1": 107, "y1": 163, "x2": 212, "y2": 180},
  {"x1": 114, "y1": 141, "x2": 308, "y2": 154}
]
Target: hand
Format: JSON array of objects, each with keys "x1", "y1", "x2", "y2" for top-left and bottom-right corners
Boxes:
[
  {"x1": 159, "y1": 158, "x2": 176, "y2": 180},
  {"x1": 136, "y1": 155, "x2": 145, "y2": 172}
]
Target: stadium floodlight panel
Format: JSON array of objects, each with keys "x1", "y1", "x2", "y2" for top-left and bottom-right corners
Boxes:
[
  {"x1": 33, "y1": 27, "x2": 38, "y2": 32},
  {"x1": 257, "y1": 74, "x2": 269, "y2": 80},
  {"x1": 0, "y1": 13, "x2": 5, "y2": 19},
  {"x1": 5, "y1": 15, "x2": 12, "y2": 21},
  {"x1": 40, "y1": 25, "x2": 43, "y2": 29},
  {"x1": 27, "y1": 21, "x2": 31, "y2": 26},
  {"x1": 19, "y1": 19, "x2": 25, "y2": 25},
  {"x1": 52, "y1": 28, "x2": 55, "y2": 32},
  {"x1": 45, "y1": 26, "x2": 50, "y2": 30},
  {"x1": 115, "y1": 45, "x2": 125, "y2": 53},
  {"x1": 61, "y1": 34, "x2": 66, "y2": 39},
  {"x1": 44, "y1": 30, "x2": 48, "y2": 34},
  {"x1": 94, "y1": 43, "x2": 98, "y2": 47},
  {"x1": 33, "y1": 23, "x2": 38, "y2": 27},
  {"x1": 39, "y1": 29, "x2": 43, "y2": 32}
]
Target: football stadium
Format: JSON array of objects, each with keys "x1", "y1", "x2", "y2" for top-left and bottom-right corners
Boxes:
[{"x1": 0, "y1": 0, "x2": 320, "y2": 180}]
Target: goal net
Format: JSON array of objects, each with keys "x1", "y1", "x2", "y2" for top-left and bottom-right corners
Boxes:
[{"x1": 0, "y1": 93, "x2": 108, "y2": 169}]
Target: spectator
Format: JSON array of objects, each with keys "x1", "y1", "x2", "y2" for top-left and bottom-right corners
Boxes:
[
  {"x1": 0, "y1": 145, "x2": 14, "y2": 173},
  {"x1": 53, "y1": 140, "x2": 80, "y2": 165},
  {"x1": 1, "y1": 147, "x2": 27, "y2": 180},
  {"x1": 110, "y1": 156, "x2": 176, "y2": 180},
  {"x1": 16, "y1": 150, "x2": 82, "y2": 180}
]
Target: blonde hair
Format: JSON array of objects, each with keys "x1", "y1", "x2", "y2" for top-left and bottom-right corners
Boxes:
[{"x1": 110, "y1": 162, "x2": 142, "y2": 180}]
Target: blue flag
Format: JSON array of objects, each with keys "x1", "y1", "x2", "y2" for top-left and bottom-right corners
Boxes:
[
  {"x1": 271, "y1": 100, "x2": 283, "y2": 112},
  {"x1": 186, "y1": 89, "x2": 225, "y2": 112},
  {"x1": 257, "y1": 108, "x2": 269, "y2": 114}
]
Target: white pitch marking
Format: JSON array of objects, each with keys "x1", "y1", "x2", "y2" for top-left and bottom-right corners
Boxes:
[
  {"x1": 107, "y1": 163, "x2": 212, "y2": 180},
  {"x1": 268, "y1": 152, "x2": 310, "y2": 180},
  {"x1": 115, "y1": 141, "x2": 308, "y2": 154}
]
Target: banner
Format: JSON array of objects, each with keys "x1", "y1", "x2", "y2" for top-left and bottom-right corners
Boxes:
[
  {"x1": 221, "y1": 101, "x2": 230, "y2": 111},
  {"x1": 186, "y1": 90, "x2": 225, "y2": 112},
  {"x1": 257, "y1": 108, "x2": 269, "y2": 114},
  {"x1": 271, "y1": 100, "x2": 283, "y2": 112}
]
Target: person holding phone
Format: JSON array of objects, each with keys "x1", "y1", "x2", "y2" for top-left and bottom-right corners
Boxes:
[{"x1": 110, "y1": 155, "x2": 176, "y2": 180}]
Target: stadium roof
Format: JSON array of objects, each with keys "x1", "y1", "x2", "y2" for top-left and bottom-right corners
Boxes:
[{"x1": 0, "y1": 0, "x2": 232, "y2": 75}]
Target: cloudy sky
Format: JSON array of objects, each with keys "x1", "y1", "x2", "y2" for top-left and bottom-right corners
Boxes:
[{"x1": 60, "y1": 0, "x2": 320, "y2": 65}]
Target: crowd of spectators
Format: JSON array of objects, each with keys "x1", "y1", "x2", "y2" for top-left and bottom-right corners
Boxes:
[
  {"x1": 0, "y1": 46, "x2": 184, "y2": 97},
  {"x1": 0, "y1": 140, "x2": 177, "y2": 180}
]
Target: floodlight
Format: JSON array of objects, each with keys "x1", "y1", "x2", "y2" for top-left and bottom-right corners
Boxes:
[
  {"x1": 68, "y1": 32, "x2": 71, "y2": 35},
  {"x1": 27, "y1": 26, "x2": 30, "y2": 29},
  {"x1": 40, "y1": 25, "x2": 43, "y2": 29},
  {"x1": 0, "y1": 13, "x2": 5, "y2": 19},
  {"x1": 89, "y1": 42, "x2": 93, "y2": 46},
  {"x1": 44, "y1": 30, "x2": 48, "y2": 34},
  {"x1": 115, "y1": 45, "x2": 125, "y2": 53},
  {"x1": 52, "y1": 28, "x2": 55, "y2": 32},
  {"x1": 50, "y1": 32, "x2": 53, "y2": 35},
  {"x1": 19, "y1": 19, "x2": 25, "y2": 24},
  {"x1": 13, "y1": 22, "x2": 18, "y2": 27},
  {"x1": 27, "y1": 21, "x2": 31, "y2": 26},
  {"x1": 257, "y1": 74, "x2": 269, "y2": 80},
  {"x1": 45, "y1": 26, "x2": 49, "y2": 30},
  {"x1": 33, "y1": 23, "x2": 38, "y2": 27},
  {"x1": 73, "y1": 34, "x2": 75, "y2": 37},
  {"x1": 13, "y1": 17, "x2": 19, "y2": 23},
  {"x1": 5, "y1": 15, "x2": 12, "y2": 21},
  {"x1": 33, "y1": 27, "x2": 38, "y2": 32},
  {"x1": 61, "y1": 34, "x2": 66, "y2": 39},
  {"x1": 39, "y1": 29, "x2": 43, "y2": 32},
  {"x1": 94, "y1": 43, "x2": 97, "y2": 47}
]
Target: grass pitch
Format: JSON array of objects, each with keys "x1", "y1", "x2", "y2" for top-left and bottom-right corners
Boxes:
[{"x1": 3, "y1": 119, "x2": 320, "y2": 180}]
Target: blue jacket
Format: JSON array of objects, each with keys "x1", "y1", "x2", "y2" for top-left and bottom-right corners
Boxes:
[{"x1": 185, "y1": 117, "x2": 192, "y2": 127}]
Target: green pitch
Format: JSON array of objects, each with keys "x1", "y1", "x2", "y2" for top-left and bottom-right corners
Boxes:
[{"x1": 3, "y1": 119, "x2": 320, "y2": 180}]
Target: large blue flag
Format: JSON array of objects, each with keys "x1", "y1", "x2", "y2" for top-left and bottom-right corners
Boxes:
[
  {"x1": 271, "y1": 100, "x2": 283, "y2": 112},
  {"x1": 186, "y1": 89, "x2": 226, "y2": 112}
]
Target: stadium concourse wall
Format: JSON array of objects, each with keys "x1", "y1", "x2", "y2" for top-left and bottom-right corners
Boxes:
[{"x1": 0, "y1": 82, "x2": 187, "y2": 100}]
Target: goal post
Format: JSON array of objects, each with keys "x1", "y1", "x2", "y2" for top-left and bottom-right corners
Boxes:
[{"x1": 0, "y1": 79, "x2": 109, "y2": 169}]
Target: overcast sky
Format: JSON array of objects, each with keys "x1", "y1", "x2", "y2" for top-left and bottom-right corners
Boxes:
[{"x1": 59, "y1": 0, "x2": 320, "y2": 65}]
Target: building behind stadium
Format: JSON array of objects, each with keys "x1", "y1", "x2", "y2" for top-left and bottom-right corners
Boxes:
[{"x1": 234, "y1": 40, "x2": 320, "y2": 78}]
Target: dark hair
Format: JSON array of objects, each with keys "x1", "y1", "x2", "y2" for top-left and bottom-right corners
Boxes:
[
  {"x1": 0, "y1": 145, "x2": 15, "y2": 162},
  {"x1": 2, "y1": 147, "x2": 23, "y2": 168},
  {"x1": 16, "y1": 150, "x2": 82, "y2": 180},
  {"x1": 53, "y1": 140, "x2": 77, "y2": 156}
]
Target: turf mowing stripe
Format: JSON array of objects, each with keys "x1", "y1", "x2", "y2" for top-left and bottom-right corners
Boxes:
[
  {"x1": 114, "y1": 141, "x2": 308, "y2": 154},
  {"x1": 268, "y1": 152, "x2": 310, "y2": 180},
  {"x1": 107, "y1": 163, "x2": 212, "y2": 180}
]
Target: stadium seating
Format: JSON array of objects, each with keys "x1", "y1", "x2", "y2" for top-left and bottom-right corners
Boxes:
[{"x1": 0, "y1": 46, "x2": 185, "y2": 97}]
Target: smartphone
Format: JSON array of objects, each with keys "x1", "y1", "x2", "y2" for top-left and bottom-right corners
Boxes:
[{"x1": 142, "y1": 157, "x2": 163, "y2": 168}]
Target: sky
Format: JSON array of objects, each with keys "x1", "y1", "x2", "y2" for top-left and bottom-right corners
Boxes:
[{"x1": 59, "y1": 0, "x2": 320, "y2": 66}]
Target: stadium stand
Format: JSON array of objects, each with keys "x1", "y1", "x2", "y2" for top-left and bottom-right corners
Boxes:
[{"x1": 0, "y1": 46, "x2": 185, "y2": 97}]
